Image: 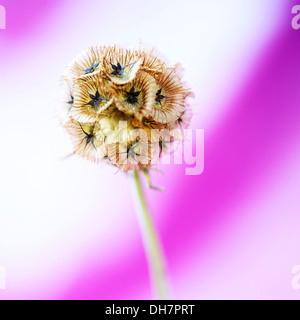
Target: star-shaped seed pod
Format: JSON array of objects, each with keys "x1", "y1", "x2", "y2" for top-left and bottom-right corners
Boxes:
[
  {"x1": 150, "y1": 68, "x2": 189, "y2": 124},
  {"x1": 113, "y1": 71, "x2": 156, "y2": 120},
  {"x1": 64, "y1": 46, "x2": 108, "y2": 82},
  {"x1": 70, "y1": 76, "x2": 113, "y2": 123},
  {"x1": 64, "y1": 118, "x2": 106, "y2": 163},
  {"x1": 107, "y1": 139, "x2": 154, "y2": 172},
  {"x1": 102, "y1": 46, "x2": 143, "y2": 85}
]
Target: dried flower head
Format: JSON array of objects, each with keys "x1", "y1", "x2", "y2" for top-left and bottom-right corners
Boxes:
[{"x1": 62, "y1": 45, "x2": 192, "y2": 172}]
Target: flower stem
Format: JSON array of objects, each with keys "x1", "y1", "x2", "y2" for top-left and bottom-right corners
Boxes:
[{"x1": 132, "y1": 170, "x2": 168, "y2": 300}]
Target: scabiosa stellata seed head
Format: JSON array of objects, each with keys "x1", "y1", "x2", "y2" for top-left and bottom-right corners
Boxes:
[{"x1": 62, "y1": 45, "x2": 192, "y2": 172}]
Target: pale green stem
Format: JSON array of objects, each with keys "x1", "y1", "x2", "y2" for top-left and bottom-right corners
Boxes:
[{"x1": 132, "y1": 170, "x2": 168, "y2": 300}]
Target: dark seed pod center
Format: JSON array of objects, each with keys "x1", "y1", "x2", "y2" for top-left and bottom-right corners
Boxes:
[{"x1": 125, "y1": 86, "x2": 141, "y2": 104}]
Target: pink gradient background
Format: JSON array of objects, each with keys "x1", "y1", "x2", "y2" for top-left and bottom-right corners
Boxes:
[{"x1": 0, "y1": 0, "x2": 300, "y2": 300}]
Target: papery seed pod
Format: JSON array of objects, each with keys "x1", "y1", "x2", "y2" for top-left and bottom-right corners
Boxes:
[
  {"x1": 151, "y1": 68, "x2": 187, "y2": 124},
  {"x1": 113, "y1": 71, "x2": 156, "y2": 120},
  {"x1": 107, "y1": 140, "x2": 154, "y2": 172},
  {"x1": 102, "y1": 46, "x2": 143, "y2": 85},
  {"x1": 70, "y1": 75, "x2": 113, "y2": 123},
  {"x1": 64, "y1": 118, "x2": 106, "y2": 163},
  {"x1": 64, "y1": 46, "x2": 108, "y2": 82}
]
